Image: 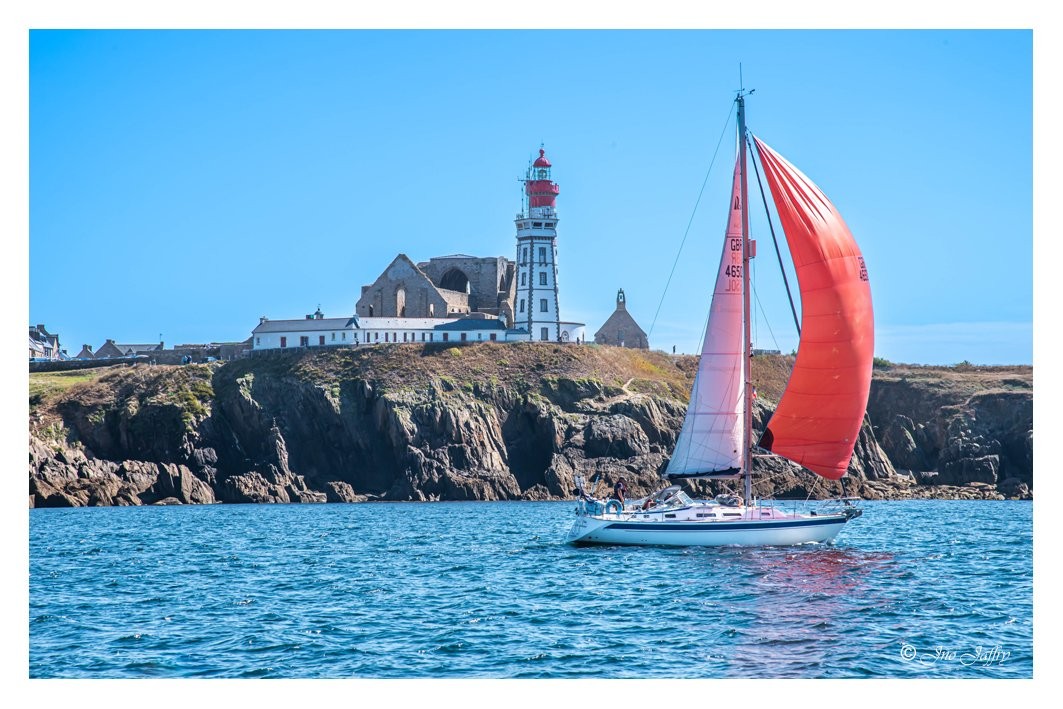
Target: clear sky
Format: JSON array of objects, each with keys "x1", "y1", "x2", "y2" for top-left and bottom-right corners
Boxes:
[{"x1": 28, "y1": 29, "x2": 1032, "y2": 364}]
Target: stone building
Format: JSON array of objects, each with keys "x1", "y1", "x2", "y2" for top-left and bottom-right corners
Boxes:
[
  {"x1": 93, "y1": 339, "x2": 164, "y2": 359},
  {"x1": 29, "y1": 324, "x2": 62, "y2": 360},
  {"x1": 594, "y1": 289, "x2": 649, "y2": 349},
  {"x1": 355, "y1": 254, "x2": 516, "y2": 325}
]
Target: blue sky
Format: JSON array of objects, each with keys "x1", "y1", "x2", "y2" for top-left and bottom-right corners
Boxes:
[{"x1": 28, "y1": 29, "x2": 1032, "y2": 364}]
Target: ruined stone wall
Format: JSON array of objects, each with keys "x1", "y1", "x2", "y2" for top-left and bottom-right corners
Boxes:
[
  {"x1": 355, "y1": 256, "x2": 455, "y2": 318},
  {"x1": 419, "y1": 256, "x2": 513, "y2": 314}
]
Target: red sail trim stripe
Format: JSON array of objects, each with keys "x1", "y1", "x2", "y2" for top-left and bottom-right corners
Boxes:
[{"x1": 752, "y1": 136, "x2": 874, "y2": 481}]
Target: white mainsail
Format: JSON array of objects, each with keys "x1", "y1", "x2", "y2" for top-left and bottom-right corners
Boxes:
[{"x1": 664, "y1": 158, "x2": 746, "y2": 479}]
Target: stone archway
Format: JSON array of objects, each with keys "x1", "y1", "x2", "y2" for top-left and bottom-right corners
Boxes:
[
  {"x1": 440, "y1": 268, "x2": 471, "y2": 294},
  {"x1": 395, "y1": 285, "x2": 407, "y2": 318}
]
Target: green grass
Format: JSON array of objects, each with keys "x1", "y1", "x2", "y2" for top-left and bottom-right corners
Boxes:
[{"x1": 29, "y1": 370, "x2": 108, "y2": 408}]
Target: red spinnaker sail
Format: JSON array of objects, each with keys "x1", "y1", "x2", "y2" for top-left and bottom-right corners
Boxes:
[{"x1": 753, "y1": 136, "x2": 874, "y2": 480}]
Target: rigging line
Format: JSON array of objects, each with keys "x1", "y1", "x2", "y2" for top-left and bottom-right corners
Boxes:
[
  {"x1": 752, "y1": 285, "x2": 782, "y2": 354},
  {"x1": 648, "y1": 102, "x2": 736, "y2": 340},
  {"x1": 804, "y1": 475, "x2": 821, "y2": 503},
  {"x1": 747, "y1": 134, "x2": 801, "y2": 336}
]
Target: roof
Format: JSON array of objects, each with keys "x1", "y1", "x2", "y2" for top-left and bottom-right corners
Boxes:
[
  {"x1": 594, "y1": 309, "x2": 648, "y2": 339},
  {"x1": 434, "y1": 318, "x2": 508, "y2": 331},
  {"x1": 252, "y1": 317, "x2": 354, "y2": 334},
  {"x1": 533, "y1": 148, "x2": 551, "y2": 168},
  {"x1": 115, "y1": 343, "x2": 163, "y2": 354},
  {"x1": 357, "y1": 317, "x2": 458, "y2": 329}
]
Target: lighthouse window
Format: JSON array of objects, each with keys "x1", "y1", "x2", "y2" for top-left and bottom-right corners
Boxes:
[
  {"x1": 540, "y1": 327, "x2": 549, "y2": 341},
  {"x1": 539, "y1": 272, "x2": 547, "y2": 285},
  {"x1": 521, "y1": 273, "x2": 526, "y2": 286},
  {"x1": 540, "y1": 298, "x2": 548, "y2": 312},
  {"x1": 538, "y1": 247, "x2": 546, "y2": 262},
  {"x1": 522, "y1": 248, "x2": 527, "y2": 264},
  {"x1": 533, "y1": 222, "x2": 543, "y2": 228},
  {"x1": 519, "y1": 299, "x2": 525, "y2": 313},
  {"x1": 545, "y1": 222, "x2": 554, "y2": 227}
]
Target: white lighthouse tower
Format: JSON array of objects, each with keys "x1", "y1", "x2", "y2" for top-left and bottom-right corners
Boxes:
[{"x1": 515, "y1": 147, "x2": 564, "y2": 342}]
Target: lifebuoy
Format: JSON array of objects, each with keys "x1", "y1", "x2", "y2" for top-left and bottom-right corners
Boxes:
[{"x1": 604, "y1": 499, "x2": 623, "y2": 515}]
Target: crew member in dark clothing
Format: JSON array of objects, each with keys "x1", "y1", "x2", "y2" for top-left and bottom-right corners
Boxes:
[{"x1": 613, "y1": 478, "x2": 627, "y2": 508}]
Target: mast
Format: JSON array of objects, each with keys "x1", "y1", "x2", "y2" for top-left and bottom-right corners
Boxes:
[{"x1": 737, "y1": 91, "x2": 753, "y2": 508}]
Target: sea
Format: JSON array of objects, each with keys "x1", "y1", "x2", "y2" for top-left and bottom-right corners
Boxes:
[{"x1": 29, "y1": 499, "x2": 1033, "y2": 680}]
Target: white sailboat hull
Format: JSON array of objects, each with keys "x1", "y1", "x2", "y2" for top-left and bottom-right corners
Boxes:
[{"x1": 566, "y1": 505, "x2": 854, "y2": 547}]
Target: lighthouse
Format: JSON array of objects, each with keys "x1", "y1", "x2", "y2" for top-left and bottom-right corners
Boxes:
[{"x1": 515, "y1": 148, "x2": 563, "y2": 342}]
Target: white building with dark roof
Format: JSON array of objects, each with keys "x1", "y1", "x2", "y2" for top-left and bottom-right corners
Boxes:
[{"x1": 251, "y1": 308, "x2": 530, "y2": 352}]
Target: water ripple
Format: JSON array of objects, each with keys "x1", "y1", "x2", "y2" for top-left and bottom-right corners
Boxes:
[{"x1": 30, "y1": 499, "x2": 1032, "y2": 678}]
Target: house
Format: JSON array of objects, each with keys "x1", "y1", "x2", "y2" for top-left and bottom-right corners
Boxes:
[
  {"x1": 29, "y1": 324, "x2": 62, "y2": 360},
  {"x1": 251, "y1": 308, "x2": 531, "y2": 351},
  {"x1": 93, "y1": 339, "x2": 164, "y2": 359}
]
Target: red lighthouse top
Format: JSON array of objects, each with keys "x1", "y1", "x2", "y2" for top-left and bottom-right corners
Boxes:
[{"x1": 526, "y1": 147, "x2": 559, "y2": 209}]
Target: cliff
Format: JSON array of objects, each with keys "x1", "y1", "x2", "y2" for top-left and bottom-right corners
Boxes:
[{"x1": 28, "y1": 345, "x2": 1032, "y2": 507}]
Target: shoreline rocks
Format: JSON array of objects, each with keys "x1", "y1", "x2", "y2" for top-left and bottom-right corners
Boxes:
[{"x1": 28, "y1": 348, "x2": 1033, "y2": 507}]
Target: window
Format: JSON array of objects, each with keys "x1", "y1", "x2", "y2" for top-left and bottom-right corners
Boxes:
[
  {"x1": 280, "y1": 336, "x2": 287, "y2": 348},
  {"x1": 539, "y1": 272, "x2": 547, "y2": 285},
  {"x1": 522, "y1": 248, "x2": 527, "y2": 264},
  {"x1": 540, "y1": 327, "x2": 549, "y2": 341},
  {"x1": 375, "y1": 332, "x2": 379, "y2": 342},
  {"x1": 477, "y1": 333, "x2": 482, "y2": 340},
  {"x1": 319, "y1": 335, "x2": 326, "y2": 346},
  {"x1": 429, "y1": 333, "x2": 434, "y2": 341},
  {"x1": 460, "y1": 333, "x2": 467, "y2": 342},
  {"x1": 403, "y1": 333, "x2": 407, "y2": 342},
  {"x1": 300, "y1": 336, "x2": 310, "y2": 347},
  {"x1": 540, "y1": 299, "x2": 548, "y2": 312},
  {"x1": 521, "y1": 273, "x2": 526, "y2": 286},
  {"x1": 490, "y1": 333, "x2": 497, "y2": 341},
  {"x1": 538, "y1": 247, "x2": 546, "y2": 262},
  {"x1": 533, "y1": 222, "x2": 543, "y2": 228},
  {"x1": 443, "y1": 333, "x2": 449, "y2": 342},
  {"x1": 342, "y1": 332, "x2": 347, "y2": 340},
  {"x1": 331, "y1": 332, "x2": 336, "y2": 341},
  {"x1": 385, "y1": 332, "x2": 389, "y2": 342},
  {"x1": 519, "y1": 299, "x2": 525, "y2": 313},
  {"x1": 421, "y1": 333, "x2": 426, "y2": 341},
  {"x1": 255, "y1": 337, "x2": 260, "y2": 346},
  {"x1": 546, "y1": 222, "x2": 554, "y2": 228}
]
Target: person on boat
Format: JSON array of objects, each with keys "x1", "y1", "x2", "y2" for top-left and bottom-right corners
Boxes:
[{"x1": 613, "y1": 478, "x2": 627, "y2": 508}]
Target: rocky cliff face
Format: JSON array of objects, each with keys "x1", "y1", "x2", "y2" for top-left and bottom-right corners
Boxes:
[
  {"x1": 28, "y1": 346, "x2": 1033, "y2": 507},
  {"x1": 867, "y1": 365, "x2": 1032, "y2": 499}
]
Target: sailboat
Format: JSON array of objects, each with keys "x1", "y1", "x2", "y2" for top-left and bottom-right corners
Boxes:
[{"x1": 567, "y1": 91, "x2": 872, "y2": 546}]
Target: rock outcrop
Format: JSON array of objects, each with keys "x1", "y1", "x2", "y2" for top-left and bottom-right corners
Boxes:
[{"x1": 28, "y1": 347, "x2": 1033, "y2": 506}]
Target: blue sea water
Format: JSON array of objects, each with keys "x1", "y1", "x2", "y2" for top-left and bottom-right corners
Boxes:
[{"x1": 29, "y1": 499, "x2": 1032, "y2": 679}]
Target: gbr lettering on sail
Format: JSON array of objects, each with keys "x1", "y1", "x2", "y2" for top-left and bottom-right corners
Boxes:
[{"x1": 725, "y1": 237, "x2": 742, "y2": 291}]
